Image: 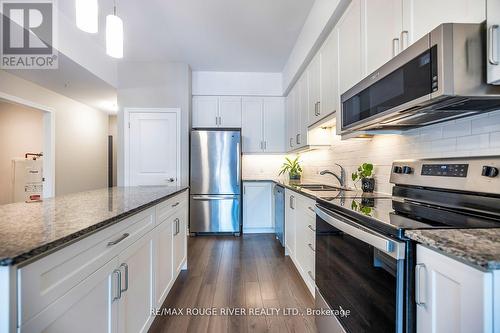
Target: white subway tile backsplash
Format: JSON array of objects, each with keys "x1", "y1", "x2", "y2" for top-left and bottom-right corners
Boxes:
[
  {"x1": 442, "y1": 121, "x2": 471, "y2": 138},
  {"x1": 471, "y1": 113, "x2": 500, "y2": 134},
  {"x1": 456, "y1": 134, "x2": 489, "y2": 151}
]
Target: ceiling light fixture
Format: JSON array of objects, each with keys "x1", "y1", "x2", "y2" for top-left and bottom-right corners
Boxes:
[
  {"x1": 106, "y1": 1, "x2": 123, "y2": 59},
  {"x1": 75, "y1": 0, "x2": 98, "y2": 33}
]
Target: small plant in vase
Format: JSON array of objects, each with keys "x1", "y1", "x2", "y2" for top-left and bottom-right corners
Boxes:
[
  {"x1": 352, "y1": 163, "x2": 375, "y2": 193},
  {"x1": 279, "y1": 156, "x2": 303, "y2": 183}
]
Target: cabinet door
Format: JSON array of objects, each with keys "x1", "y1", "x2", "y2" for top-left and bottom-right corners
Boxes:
[
  {"x1": 402, "y1": 0, "x2": 485, "y2": 49},
  {"x1": 284, "y1": 190, "x2": 296, "y2": 257},
  {"x1": 285, "y1": 92, "x2": 296, "y2": 152},
  {"x1": 192, "y1": 96, "x2": 218, "y2": 128},
  {"x1": 487, "y1": 0, "x2": 500, "y2": 84},
  {"x1": 243, "y1": 182, "x2": 273, "y2": 232},
  {"x1": 263, "y1": 97, "x2": 286, "y2": 153},
  {"x1": 338, "y1": 0, "x2": 364, "y2": 94},
  {"x1": 416, "y1": 245, "x2": 493, "y2": 333},
  {"x1": 173, "y1": 208, "x2": 187, "y2": 274},
  {"x1": 297, "y1": 74, "x2": 309, "y2": 148},
  {"x1": 219, "y1": 96, "x2": 242, "y2": 128},
  {"x1": 308, "y1": 53, "x2": 321, "y2": 125},
  {"x1": 364, "y1": 0, "x2": 403, "y2": 74},
  {"x1": 118, "y1": 233, "x2": 154, "y2": 333},
  {"x1": 20, "y1": 258, "x2": 119, "y2": 333},
  {"x1": 153, "y1": 218, "x2": 173, "y2": 309},
  {"x1": 319, "y1": 29, "x2": 340, "y2": 118},
  {"x1": 242, "y1": 97, "x2": 264, "y2": 153}
]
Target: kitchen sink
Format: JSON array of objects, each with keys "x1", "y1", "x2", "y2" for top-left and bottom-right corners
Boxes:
[{"x1": 298, "y1": 184, "x2": 352, "y2": 191}]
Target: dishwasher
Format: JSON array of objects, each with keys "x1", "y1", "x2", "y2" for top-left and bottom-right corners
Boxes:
[{"x1": 274, "y1": 185, "x2": 285, "y2": 246}]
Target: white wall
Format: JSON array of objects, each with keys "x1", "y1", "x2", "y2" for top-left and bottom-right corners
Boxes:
[
  {"x1": 117, "y1": 61, "x2": 191, "y2": 187},
  {"x1": 192, "y1": 71, "x2": 283, "y2": 96},
  {"x1": 109, "y1": 115, "x2": 118, "y2": 187},
  {"x1": 0, "y1": 101, "x2": 44, "y2": 205},
  {"x1": 298, "y1": 111, "x2": 500, "y2": 194},
  {"x1": 282, "y1": 0, "x2": 349, "y2": 93},
  {"x1": 0, "y1": 70, "x2": 109, "y2": 196}
]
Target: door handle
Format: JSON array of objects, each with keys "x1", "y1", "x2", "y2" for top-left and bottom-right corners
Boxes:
[
  {"x1": 488, "y1": 25, "x2": 499, "y2": 65},
  {"x1": 392, "y1": 38, "x2": 400, "y2": 57},
  {"x1": 415, "y1": 263, "x2": 427, "y2": 306},
  {"x1": 400, "y1": 30, "x2": 409, "y2": 50},
  {"x1": 120, "y1": 263, "x2": 129, "y2": 293},
  {"x1": 192, "y1": 195, "x2": 237, "y2": 200},
  {"x1": 107, "y1": 233, "x2": 130, "y2": 247},
  {"x1": 112, "y1": 269, "x2": 122, "y2": 302},
  {"x1": 236, "y1": 142, "x2": 241, "y2": 185}
]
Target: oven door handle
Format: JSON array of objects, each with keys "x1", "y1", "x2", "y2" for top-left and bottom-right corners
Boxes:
[{"x1": 315, "y1": 205, "x2": 405, "y2": 260}]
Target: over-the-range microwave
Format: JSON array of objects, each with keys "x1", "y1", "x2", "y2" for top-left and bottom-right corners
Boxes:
[{"x1": 340, "y1": 23, "x2": 500, "y2": 134}]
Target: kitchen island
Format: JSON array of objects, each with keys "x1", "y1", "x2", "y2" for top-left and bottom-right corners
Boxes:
[{"x1": 0, "y1": 186, "x2": 189, "y2": 333}]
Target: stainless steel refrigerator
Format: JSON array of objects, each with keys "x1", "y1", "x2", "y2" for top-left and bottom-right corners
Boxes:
[{"x1": 190, "y1": 130, "x2": 241, "y2": 235}]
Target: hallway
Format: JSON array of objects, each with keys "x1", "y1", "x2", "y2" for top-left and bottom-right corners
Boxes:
[{"x1": 149, "y1": 234, "x2": 317, "y2": 333}]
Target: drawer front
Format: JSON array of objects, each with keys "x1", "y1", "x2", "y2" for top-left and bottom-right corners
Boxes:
[
  {"x1": 156, "y1": 191, "x2": 188, "y2": 224},
  {"x1": 18, "y1": 207, "x2": 155, "y2": 326}
]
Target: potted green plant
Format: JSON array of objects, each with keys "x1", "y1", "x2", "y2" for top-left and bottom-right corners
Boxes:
[
  {"x1": 352, "y1": 163, "x2": 375, "y2": 192},
  {"x1": 278, "y1": 156, "x2": 303, "y2": 182}
]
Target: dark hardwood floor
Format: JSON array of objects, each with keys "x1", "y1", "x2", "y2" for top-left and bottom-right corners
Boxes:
[{"x1": 149, "y1": 234, "x2": 317, "y2": 333}]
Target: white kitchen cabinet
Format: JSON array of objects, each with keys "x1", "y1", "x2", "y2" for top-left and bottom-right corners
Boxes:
[
  {"x1": 20, "y1": 258, "x2": 119, "y2": 333},
  {"x1": 364, "y1": 0, "x2": 403, "y2": 74},
  {"x1": 243, "y1": 182, "x2": 273, "y2": 233},
  {"x1": 172, "y1": 207, "x2": 187, "y2": 274},
  {"x1": 308, "y1": 54, "x2": 321, "y2": 125},
  {"x1": 192, "y1": 96, "x2": 242, "y2": 128},
  {"x1": 263, "y1": 98, "x2": 286, "y2": 153},
  {"x1": 192, "y1": 96, "x2": 218, "y2": 128},
  {"x1": 218, "y1": 96, "x2": 242, "y2": 128},
  {"x1": 153, "y1": 215, "x2": 173, "y2": 309},
  {"x1": 286, "y1": 88, "x2": 298, "y2": 152},
  {"x1": 242, "y1": 97, "x2": 286, "y2": 153},
  {"x1": 416, "y1": 245, "x2": 494, "y2": 333},
  {"x1": 297, "y1": 74, "x2": 309, "y2": 148},
  {"x1": 118, "y1": 232, "x2": 155, "y2": 333},
  {"x1": 487, "y1": 0, "x2": 500, "y2": 84},
  {"x1": 337, "y1": 0, "x2": 363, "y2": 95},
  {"x1": 319, "y1": 29, "x2": 339, "y2": 119},
  {"x1": 402, "y1": 0, "x2": 485, "y2": 50}
]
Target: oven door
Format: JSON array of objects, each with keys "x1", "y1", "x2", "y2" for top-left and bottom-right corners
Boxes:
[{"x1": 315, "y1": 205, "x2": 406, "y2": 333}]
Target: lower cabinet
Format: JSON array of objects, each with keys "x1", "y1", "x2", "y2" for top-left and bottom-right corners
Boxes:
[
  {"x1": 18, "y1": 191, "x2": 188, "y2": 333},
  {"x1": 416, "y1": 245, "x2": 495, "y2": 333},
  {"x1": 284, "y1": 189, "x2": 316, "y2": 297},
  {"x1": 243, "y1": 182, "x2": 273, "y2": 233}
]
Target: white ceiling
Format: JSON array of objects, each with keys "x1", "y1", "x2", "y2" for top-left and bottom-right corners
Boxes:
[{"x1": 118, "y1": 0, "x2": 315, "y2": 72}]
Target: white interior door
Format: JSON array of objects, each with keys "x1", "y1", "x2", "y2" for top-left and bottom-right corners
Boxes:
[{"x1": 129, "y1": 112, "x2": 178, "y2": 186}]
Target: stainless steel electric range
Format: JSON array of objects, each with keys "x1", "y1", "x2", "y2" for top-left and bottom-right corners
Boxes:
[{"x1": 314, "y1": 157, "x2": 500, "y2": 333}]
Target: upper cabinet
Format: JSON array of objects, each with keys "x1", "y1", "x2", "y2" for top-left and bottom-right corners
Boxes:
[
  {"x1": 308, "y1": 53, "x2": 321, "y2": 125},
  {"x1": 402, "y1": 0, "x2": 486, "y2": 49},
  {"x1": 297, "y1": 74, "x2": 309, "y2": 149},
  {"x1": 241, "y1": 97, "x2": 285, "y2": 154},
  {"x1": 487, "y1": 0, "x2": 500, "y2": 84},
  {"x1": 192, "y1": 96, "x2": 242, "y2": 128}
]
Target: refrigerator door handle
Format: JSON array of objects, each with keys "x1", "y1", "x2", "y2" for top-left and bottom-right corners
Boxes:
[
  {"x1": 236, "y1": 142, "x2": 241, "y2": 186},
  {"x1": 192, "y1": 195, "x2": 237, "y2": 200}
]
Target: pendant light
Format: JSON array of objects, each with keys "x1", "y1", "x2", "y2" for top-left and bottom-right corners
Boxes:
[
  {"x1": 106, "y1": 1, "x2": 123, "y2": 59},
  {"x1": 75, "y1": 0, "x2": 98, "y2": 33}
]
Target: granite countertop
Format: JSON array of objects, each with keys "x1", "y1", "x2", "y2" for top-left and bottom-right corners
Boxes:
[
  {"x1": 406, "y1": 229, "x2": 500, "y2": 271},
  {"x1": 0, "y1": 186, "x2": 188, "y2": 266}
]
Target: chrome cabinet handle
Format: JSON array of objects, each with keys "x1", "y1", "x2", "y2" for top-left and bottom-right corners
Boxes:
[
  {"x1": 400, "y1": 30, "x2": 409, "y2": 50},
  {"x1": 264, "y1": 141, "x2": 267, "y2": 150},
  {"x1": 174, "y1": 218, "x2": 180, "y2": 235},
  {"x1": 166, "y1": 177, "x2": 175, "y2": 183},
  {"x1": 289, "y1": 195, "x2": 295, "y2": 209},
  {"x1": 172, "y1": 202, "x2": 180, "y2": 207},
  {"x1": 308, "y1": 243, "x2": 315, "y2": 252},
  {"x1": 260, "y1": 141, "x2": 263, "y2": 150},
  {"x1": 307, "y1": 206, "x2": 315, "y2": 213},
  {"x1": 307, "y1": 270, "x2": 315, "y2": 281},
  {"x1": 289, "y1": 138, "x2": 293, "y2": 147},
  {"x1": 307, "y1": 224, "x2": 316, "y2": 232},
  {"x1": 120, "y1": 263, "x2": 129, "y2": 293},
  {"x1": 215, "y1": 116, "x2": 218, "y2": 125},
  {"x1": 392, "y1": 38, "x2": 400, "y2": 57},
  {"x1": 489, "y1": 25, "x2": 499, "y2": 65},
  {"x1": 112, "y1": 269, "x2": 122, "y2": 301},
  {"x1": 317, "y1": 101, "x2": 320, "y2": 116},
  {"x1": 296, "y1": 134, "x2": 300, "y2": 144},
  {"x1": 107, "y1": 233, "x2": 130, "y2": 247},
  {"x1": 415, "y1": 263, "x2": 427, "y2": 306}
]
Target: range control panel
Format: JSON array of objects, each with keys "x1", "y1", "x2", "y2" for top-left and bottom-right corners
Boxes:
[
  {"x1": 390, "y1": 157, "x2": 500, "y2": 195},
  {"x1": 421, "y1": 164, "x2": 469, "y2": 177}
]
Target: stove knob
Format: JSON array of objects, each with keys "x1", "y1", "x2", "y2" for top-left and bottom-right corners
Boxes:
[
  {"x1": 402, "y1": 166, "x2": 413, "y2": 175},
  {"x1": 393, "y1": 166, "x2": 403, "y2": 174},
  {"x1": 482, "y1": 166, "x2": 499, "y2": 178}
]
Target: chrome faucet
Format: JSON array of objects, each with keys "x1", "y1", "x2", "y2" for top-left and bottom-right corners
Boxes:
[{"x1": 320, "y1": 164, "x2": 346, "y2": 188}]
